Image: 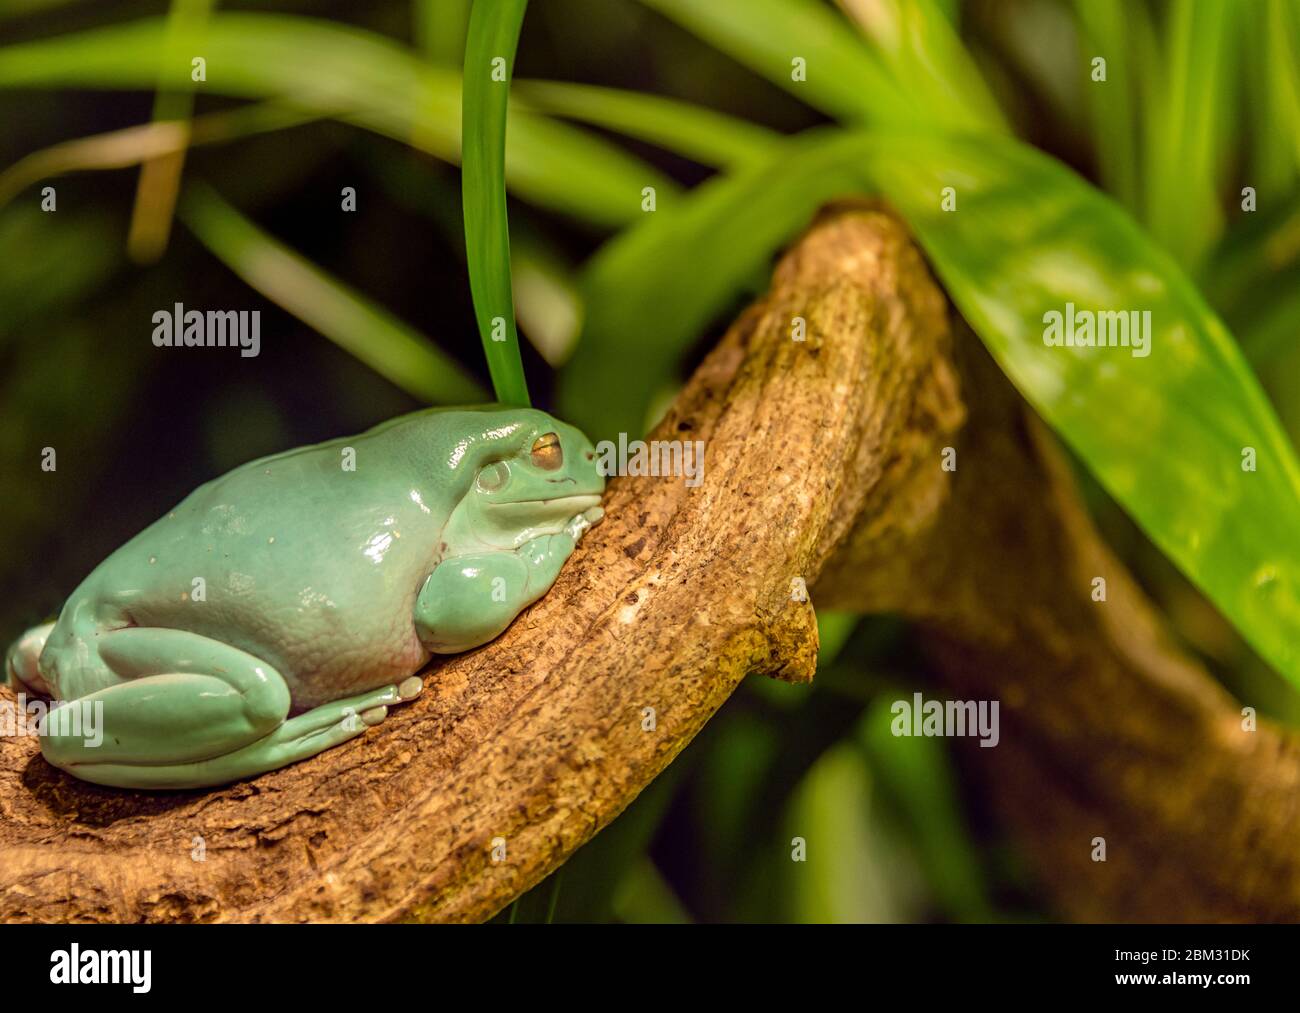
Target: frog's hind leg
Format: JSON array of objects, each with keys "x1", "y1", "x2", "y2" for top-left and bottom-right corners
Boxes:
[
  {"x1": 56, "y1": 678, "x2": 424, "y2": 790},
  {"x1": 40, "y1": 626, "x2": 424, "y2": 789},
  {"x1": 39, "y1": 627, "x2": 292, "y2": 786}
]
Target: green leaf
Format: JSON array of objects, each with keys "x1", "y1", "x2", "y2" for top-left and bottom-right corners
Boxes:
[
  {"x1": 637, "y1": 0, "x2": 910, "y2": 124},
  {"x1": 414, "y1": 0, "x2": 472, "y2": 66},
  {"x1": 513, "y1": 79, "x2": 778, "y2": 170},
  {"x1": 0, "y1": 103, "x2": 317, "y2": 210},
  {"x1": 610, "y1": 858, "x2": 693, "y2": 924},
  {"x1": 1141, "y1": 0, "x2": 1237, "y2": 272},
  {"x1": 1196, "y1": 187, "x2": 1300, "y2": 325},
  {"x1": 462, "y1": 0, "x2": 530, "y2": 407},
  {"x1": 638, "y1": 0, "x2": 1002, "y2": 133},
  {"x1": 178, "y1": 181, "x2": 484, "y2": 405},
  {"x1": 868, "y1": 131, "x2": 1300, "y2": 688},
  {"x1": 784, "y1": 742, "x2": 919, "y2": 922},
  {"x1": 0, "y1": 13, "x2": 677, "y2": 228},
  {"x1": 559, "y1": 128, "x2": 866, "y2": 439},
  {"x1": 859, "y1": 695, "x2": 994, "y2": 922},
  {"x1": 567, "y1": 125, "x2": 1300, "y2": 690},
  {"x1": 835, "y1": 0, "x2": 1007, "y2": 134},
  {"x1": 1245, "y1": 0, "x2": 1300, "y2": 198},
  {"x1": 1072, "y1": 0, "x2": 1141, "y2": 214}
]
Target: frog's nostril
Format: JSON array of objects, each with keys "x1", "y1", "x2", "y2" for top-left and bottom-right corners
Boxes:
[{"x1": 585, "y1": 450, "x2": 594, "y2": 461}]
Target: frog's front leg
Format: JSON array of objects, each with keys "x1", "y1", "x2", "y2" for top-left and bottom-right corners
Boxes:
[
  {"x1": 39, "y1": 627, "x2": 420, "y2": 789},
  {"x1": 415, "y1": 514, "x2": 598, "y2": 654}
]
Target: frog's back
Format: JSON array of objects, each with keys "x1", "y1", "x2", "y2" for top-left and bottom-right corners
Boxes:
[{"x1": 68, "y1": 409, "x2": 481, "y2": 705}]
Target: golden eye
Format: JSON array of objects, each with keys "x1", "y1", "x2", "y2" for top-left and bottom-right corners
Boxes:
[{"x1": 531, "y1": 432, "x2": 563, "y2": 471}]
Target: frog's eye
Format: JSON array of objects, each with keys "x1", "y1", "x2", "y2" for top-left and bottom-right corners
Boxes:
[
  {"x1": 530, "y1": 432, "x2": 563, "y2": 471},
  {"x1": 477, "y1": 461, "x2": 510, "y2": 492}
]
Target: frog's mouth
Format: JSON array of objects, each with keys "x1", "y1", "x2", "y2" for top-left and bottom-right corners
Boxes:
[{"x1": 490, "y1": 493, "x2": 603, "y2": 513}]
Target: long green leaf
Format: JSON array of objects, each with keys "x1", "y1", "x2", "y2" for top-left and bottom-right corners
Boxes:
[
  {"x1": 462, "y1": 0, "x2": 529, "y2": 406},
  {"x1": 0, "y1": 14, "x2": 677, "y2": 228},
  {"x1": 514, "y1": 79, "x2": 778, "y2": 170},
  {"x1": 566, "y1": 127, "x2": 1300, "y2": 689},
  {"x1": 126, "y1": 0, "x2": 213, "y2": 264},
  {"x1": 639, "y1": 0, "x2": 1000, "y2": 133},
  {"x1": 1072, "y1": 0, "x2": 1140, "y2": 214},
  {"x1": 415, "y1": 0, "x2": 472, "y2": 66},
  {"x1": 0, "y1": 103, "x2": 315, "y2": 210},
  {"x1": 834, "y1": 0, "x2": 1007, "y2": 134},
  {"x1": 867, "y1": 131, "x2": 1300, "y2": 687},
  {"x1": 637, "y1": 0, "x2": 912, "y2": 124},
  {"x1": 1246, "y1": 0, "x2": 1300, "y2": 197},
  {"x1": 179, "y1": 182, "x2": 484, "y2": 404},
  {"x1": 559, "y1": 128, "x2": 866, "y2": 439},
  {"x1": 1142, "y1": 0, "x2": 1236, "y2": 272},
  {"x1": 859, "y1": 696, "x2": 994, "y2": 922}
]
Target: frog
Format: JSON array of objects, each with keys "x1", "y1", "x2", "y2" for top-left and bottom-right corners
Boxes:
[{"x1": 3, "y1": 406, "x2": 605, "y2": 790}]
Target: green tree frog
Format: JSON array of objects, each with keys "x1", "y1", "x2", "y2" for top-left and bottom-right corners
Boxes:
[{"x1": 4, "y1": 407, "x2": 604, "y2": 790}]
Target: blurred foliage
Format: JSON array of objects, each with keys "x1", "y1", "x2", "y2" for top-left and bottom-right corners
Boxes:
[{"x1": 3, "y1": 0, "x2": 1300, "y2": 922}]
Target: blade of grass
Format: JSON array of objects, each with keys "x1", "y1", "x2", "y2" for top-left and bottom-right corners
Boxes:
[
  {"x1": 512, "y1": 234, "x2": 582, "y2": 367},
  {"x1": 357, "y1": 147, "x2": 583, "y2": 367},
  {"x1": 639, "y1": 0, "x2": 1001, "y2": 133},
  {"x1": 414, "y1": 0, "x2": 471, "y2": 66},
  {"x1": 1142, "y1": 0, "x2": 1236, "y2": 272},
  {"x1": 785, "y1": 743, "x2": 909, "y2": 922},
  {"x1": 558, "y1": 127, "x2": 866, "y2": 440},
  {"x1": 1204, "y1": 187, "x2": 1300, "y2": 319},
  {"x1": 0, "y1": 103, "x2": 316, "y2": 210},
  {"x1": 637, "y1": 0, "x2": 913, "y2": 124},
  {"x1": 610, "y1": 858, "x2": 692, "y2": 924},
  {"x1": 1234, "y1": 273, "x2": 1300, "y2": 368},
  {"x1": 513, "y1": 79, "x2": 778, "y2": 170},
  {"x1": 859, "y1": 695, "x2": 994, "y2": 922},
  {"x1": 1246, "y1": 0, "x2": 1300, "y2": 197},
  {"x1": 462, "y1": 0, "x2": 529, "y2": 406},
  {"x1": 127, "y1": 0, "x2": 213, "y2": 264},
  {"x1": 834, "y1": 0, "x2": 1008, "y2": 134},
  {"x1": 544, "y1": 865, "x2": 563, "y2": 923},
  {"x1": 0, "y1": 14, "x2": 677, "y2": 228},
  {"x1": 178, "y1": 181, "x2": 484, "y2": 404},
  {"x1": 1071, "y1": 0, "x2": 1140, "y2": 214}
]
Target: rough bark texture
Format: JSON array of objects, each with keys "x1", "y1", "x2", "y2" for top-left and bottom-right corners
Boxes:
[
  {"x1": 818, "y1": 333, "x2": 1300, "y2": 922},
  {"x1": 1, "y1": 205, "x2": 1296, "y2": 922}
]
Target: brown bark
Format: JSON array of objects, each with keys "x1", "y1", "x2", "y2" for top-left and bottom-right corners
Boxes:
[{"x1": 1, "y1": 204, "x2": 1296, "y2": 923}]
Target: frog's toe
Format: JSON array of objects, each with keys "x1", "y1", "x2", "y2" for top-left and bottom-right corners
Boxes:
[
  {"x1": 397, "y1": 675, "x2": 424, "y2": 701},
  {"x1": 5, "y1": 621, "x2": 55, "y2": 694},
  {"x1": 360, "y1": 705, "x2": 388, "y2": 726},
  {"x1": 565, "y1": 506, "x2": 603, "y2": 541}
]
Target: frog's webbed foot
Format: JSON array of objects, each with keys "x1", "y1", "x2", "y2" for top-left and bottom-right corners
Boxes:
[
  {"x1": 178, "y1": 676, "x2": 426, "y2": 786},
  {"x1": 565, "y1": 505, "x2": 604, "y2": 542}
]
